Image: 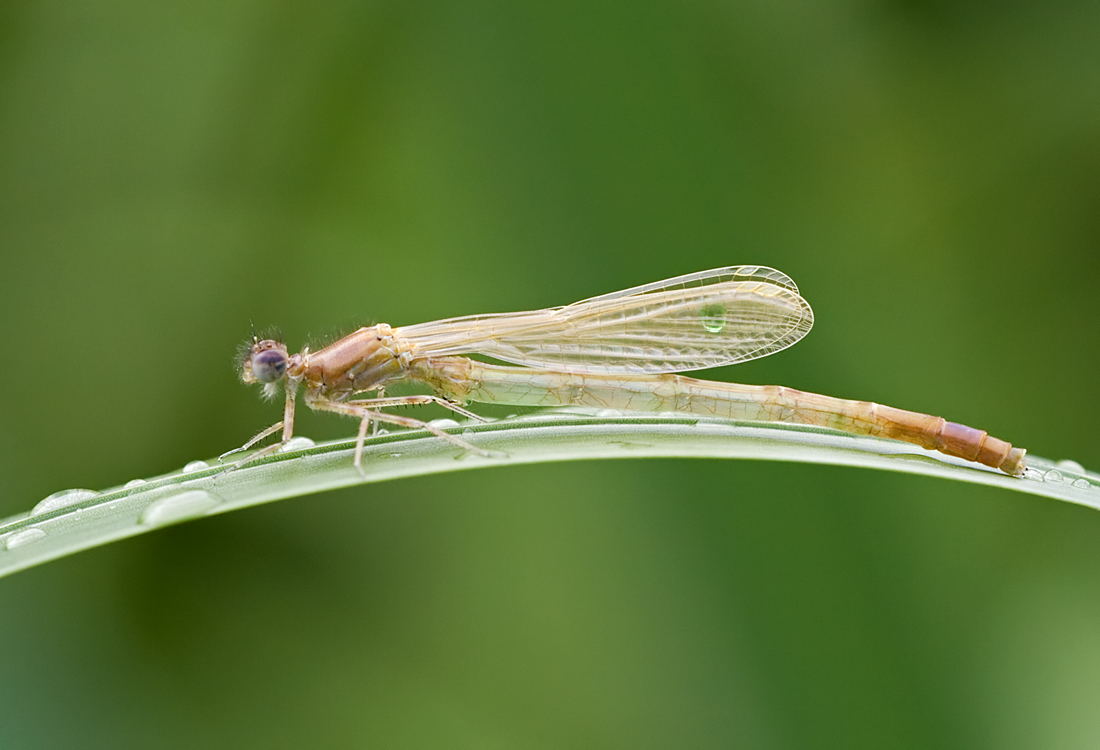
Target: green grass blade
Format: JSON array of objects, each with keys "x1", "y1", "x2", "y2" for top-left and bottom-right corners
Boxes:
[{"x1": 1, "y1": 409, "x2": 1096, "y2": 578}]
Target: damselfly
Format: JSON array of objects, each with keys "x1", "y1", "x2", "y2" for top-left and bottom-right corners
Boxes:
[{"x1": 235, "y1": 266, "x2": 1026, "y2": 475}]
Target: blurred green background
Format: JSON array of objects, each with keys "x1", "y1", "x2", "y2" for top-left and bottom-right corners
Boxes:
[{"x1": 1, "y1": 0, "x2": 1099, "y2": 747}]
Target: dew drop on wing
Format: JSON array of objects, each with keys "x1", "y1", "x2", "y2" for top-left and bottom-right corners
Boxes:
[
  {"x1": 182, "y1": 460, "x2": 209, "y2": 474},
  {"x1": 123, "y1": 479, "x2": 148, "y2": 489},
  {"x1": 701, "y1": 309, "x2": 726, "y2": 334},
  {"x1": 428, "y1": 419, "x2": 460, "y2": 429},
  {"x1": 1042, "y1": 469, "x2": 1064, "y2": 483}
]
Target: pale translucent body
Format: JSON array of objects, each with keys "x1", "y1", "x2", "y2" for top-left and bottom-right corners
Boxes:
[{"x1": 237, "y1": 266, "x2": 1026, "y2": 475}]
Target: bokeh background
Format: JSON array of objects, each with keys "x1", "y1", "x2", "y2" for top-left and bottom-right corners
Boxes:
[{"x1": 1, "y1": 1, "x2": 1099, "y2": 747}]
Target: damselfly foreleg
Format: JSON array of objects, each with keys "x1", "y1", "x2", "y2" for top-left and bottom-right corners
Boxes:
[{"x1": 218, "y1": 420, "x2": 285, "y2": 463}]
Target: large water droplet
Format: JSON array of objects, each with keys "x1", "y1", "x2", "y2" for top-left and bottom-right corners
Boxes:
[
  {"x1": 1043, "y1": 469, "x2": 1064, "y2": 483},
  {"x1": 278, "y1": 436, "x2": 316, "y2": 453},
  {"x1": 31, "y1": 488, "x2": 101, "y2": 516},
  {"x1": 4, "y1": 527, "x2": 46, "y2": 549},
  {"x1": 140, "y1": 490, "x2": 221, "y2": 526},
  {"x1": 182, "y1": 460, "x2": 209, "y2": 474},
  {"x1": 123, "y1": 478, "x2": 148, "y2": 489},
  {"x1": 1056, "y1": 459, "x2": 1086, "y2": 475},
  {"x1": 700, "y1": 303, "x2": 727, "y2": 333}
]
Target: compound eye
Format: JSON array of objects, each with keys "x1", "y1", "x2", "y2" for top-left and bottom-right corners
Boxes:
[{"x1": 251, "y1": 347, "x2": 288, "y2": 383}]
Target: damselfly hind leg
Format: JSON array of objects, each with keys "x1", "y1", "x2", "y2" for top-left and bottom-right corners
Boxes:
[
  {"x1": 346, "y1": 394, "x2": 489, "y2": 422},
  {"x1": 309, "y1": 397, "x2": 494, "y2": 477},
  {"x1": 352, "y1": 393, "x2": 490, "y2": 444}
]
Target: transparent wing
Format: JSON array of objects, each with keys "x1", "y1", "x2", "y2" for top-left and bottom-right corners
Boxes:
[{"x1": 396, "y1": 266, "x2": 814, "y2": 374}]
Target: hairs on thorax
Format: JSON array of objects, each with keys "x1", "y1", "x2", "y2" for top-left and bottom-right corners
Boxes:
[{"x1": 304, "y1": 318, "x2": 377, "y2": 353}]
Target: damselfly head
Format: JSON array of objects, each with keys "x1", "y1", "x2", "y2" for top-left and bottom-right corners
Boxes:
[{"x1": 241, "y1": 339, "x2": 289, "y2": 386}]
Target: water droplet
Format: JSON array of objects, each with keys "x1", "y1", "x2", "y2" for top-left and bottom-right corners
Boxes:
[
  {"x1": 4, "y1": 527, "x2": 46, "y2": 549},
  {"x1": 428, "y1": 419, "x2": 460, "y2": 429},
  {"x1": 140, "y1": 490, "x2": 221, "y2": 526},
  {"x1": 1056, "y1": 459, "x2": 1086, "y2": 475},
  {"x1": 31, "y1": 488, "x2": 101, "y2": 516},
  {"x1": 123, "y1": 479, "x2": 148, "y2": 489},
  {"x1": 700, "y1": 303, "x2": 727, "y2": 333},
  {"x1": 278, "y1": 436, "x2": 316, "y2": 453},
  {"x1": 1043, "y1": 469, "x2": 1064, "y2": 483},
  {"x1": 737, "y1": 266, "x2": 760, "y2": 276},
  {"x1": 1073, "y1": 478, "x2": 1091, "y2": 490},
  {"x1": 523, "y1": 412, "x2": 563, "y2": 421},
  {"x1": 182, "y1": 460, "x2": 209, "y2": 474}
]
